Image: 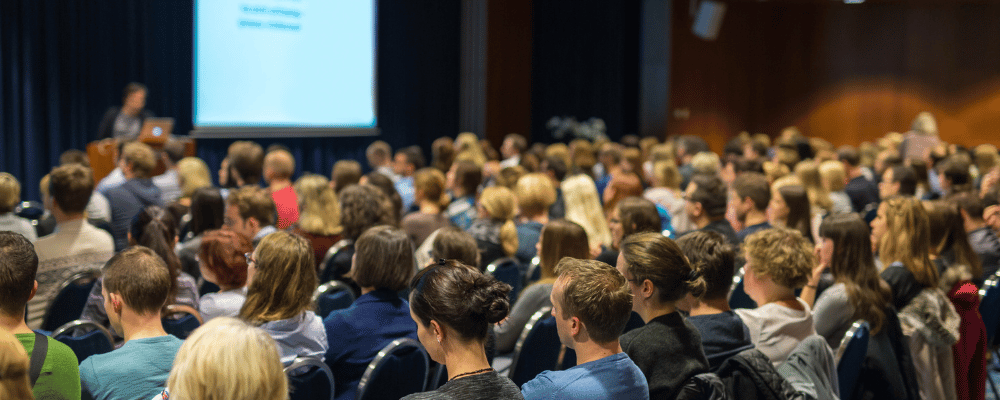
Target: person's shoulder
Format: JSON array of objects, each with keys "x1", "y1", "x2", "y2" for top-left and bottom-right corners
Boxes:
[
  {"x1": 45, "y1": 336, "x2": 81, "y2": 365},
  {"x1": 520, "y1": 370, "x2": 561, "y2": 399}
]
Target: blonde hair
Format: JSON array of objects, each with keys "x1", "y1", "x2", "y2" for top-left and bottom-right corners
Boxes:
[
  {"x1": 545, "y1": 144, "x2": 572, "y2": 171},
  {"x1": 794, "y1": 160, "x2": 832, "y2": 211},
  {"x1": 479, "y1": 186, "x2": 518, "y2": 256},
  {"x1": 878, "y1": 197, "x2": 938, "y2": 289},
  {"x1": 562, "y1": 174, "x2": 612, "y2": 248},
  {"x1": 166, "y1": 318, "x2": 287, "y2": 400},
  {"x1": 818, "y1": 160, "x2": 846, "y2": 192},
  {"x1": 652, "y1": 160, "x2": 681, "y2": 189},
  {"x1": 177, "y1": 157, "x2": 212, "y2": 198},
  {"x1": 744, "y1": 227, "x2": 815, "y2": 289},
  {"x1": 240, "y1": 232, "x2": 317, "y2": 323},
  {"x1": 0, "y1": 173, "x2": 21, "y2": 213},
  {"x1": 690, "y1": 152, "x2": 721, "y2": 176},
  {"x1": 264, "y1": 150, "x2": 295, "y2": 180},
  {"x1": 515, "y1": 173, "x2": 556, "y2": 217},
  {"x1": 496, "y1": 166, "x2": 526, "y2": 189},
  {"x1": 762, "y1": 161, "x2": 790, "y2": 184},
  {"x1": 294, "y1": 174, "x2": 342, "y2": 236},
  {"x1": 122, "y1": 142, "x2": 156, "y2": 178},
  {"x1": 455, "y1": 132, "x2": 487, "y2": 167},
  {"x1": 0, "y1": 329, "x2": 31, "y2": 400}
]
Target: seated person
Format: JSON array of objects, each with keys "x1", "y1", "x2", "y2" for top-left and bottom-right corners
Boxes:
[
  {"x1": 263, "y1": 148, "x2": 299, "y2": 229},
  {"x1": 495, "y1": 219, "x2": 590, "y2": 354},
  {"x1": 734, "y1": 228, "x2": 817, "y2": 368},
  {"x1": 80, "y1": 247, "x2": 184, "y2": 400},
  {"x1": 153, "y1": 318, "x2": 287, "y2": 400},
  {"x1": 675, "y1": 231, "x2": 754, "y2": 370},
  {"x1": 445, "y1": 160, "x2": 481, "y2": 230},
  {"x1": 224, "y1": 185, "x2": 277, "y2": 246},
  {"x1": 514, "y1": 173, "x2": 557, "y2": 265},
  {"x1": 324, "y1": 226, "x2": 418, "y2": 400},
  {"x1": 198, "y1": 229, "x2": 252, "y2": 321},
  {"x1": 596, "y1": 196, "x2": 661, "y2": 266},
  {"x1": 240, "y1": 231, "x2": 328, "y2": 366},
  {"x1": 401, "y1": 168, "x2": 451, "y2": 247},
  {"x1": 731, "y1": 172, "x2": 771, "y2": 243},
  {"x1": 683, "y1": 174, "x2": 739, "y2": 246},
  {"x1": 427, "y1": 226, "x2": 480, "y2": 269},
  {"x1": 521, "y1": 258, "x2": 649, "y2": 400},
  {"x1": 0, "y1": 173, "x2": 37, "y2": 242},
  {"x1": 402, "y1": 260, "x2": 521, "y2": 400},
  {"x1": 617, "y1": 232, "x2": 709, "y2": 398},
  {"x1": 0, "y1": 232, "x2": 80, "y2": 400},
  {"x1": 0, "y1": 327, "x2": 34, "y2": 399},
  {"x1": 102, "y1": 142, "x2": 163, "y2": 251},
  {"x1": 468, "y1": 187, "x2": 519, "y2": 268}
]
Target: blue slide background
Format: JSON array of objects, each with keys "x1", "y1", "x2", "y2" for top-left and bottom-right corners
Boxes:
[{"x1": 195, "y1": 0, "x2": 375, "y2": 127}]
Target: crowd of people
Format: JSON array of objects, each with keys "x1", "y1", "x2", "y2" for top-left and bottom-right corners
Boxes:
[{"x1": 0, "y1": 112, "x2": 996, "y2": 399}]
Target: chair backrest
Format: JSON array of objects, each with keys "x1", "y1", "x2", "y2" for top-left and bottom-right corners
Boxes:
[
  {"x1": 486, "y1": 257, "x2": 523, "y2": 305},
  {"x1": 979, "y1": 270, "x2": 1000, "y2": 345},
  {"x1": 728, "y1": 267, "x2": 757, "y2": 310},
  {"x1": 509, "y1": 307, "x2": 565, "y2": 386},
  {"x1": 162, "y1": 304, "x2": 203, "y2": 339},
  {"x1": 285, "y1": 356, "x2": 335, "y2": 400},
  {"x1": 836, "y1": 321, "x2": 870, "y2": 399},
  {"x1": 319, "y1": 239, "x2": 353, "y2": 283},
  {"x1": 41, "y1": 269, "x2": 102, "y2": 332},
  {"x1": 14, "y1": 200, "x2": 45, "y2": 220},
  {"x1": 51, "y1": 320, "x2": 115, "y2": 363},
  {"x1": 525, "y1": 256, "x2": 541, "y2": 287},
  {"x1": 312, "y1": 280, "x2": 357, "y2": 319},
  {"x1": 357, "y1": 338, "x2": 430, "y2": 400}
]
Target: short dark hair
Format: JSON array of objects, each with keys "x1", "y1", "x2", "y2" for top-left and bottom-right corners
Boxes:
[
  {"x1": 0, "y1": 232, "x2": 37, "y2": 315},
  {"x1": 122, "y1": 82, "x2": 147, "y2": 102},
  {"x1": 162, "y1": 140, "x2": 186, "y2": 164},
  {"x1": 676, "y1": 231, "x2": 735, "y2": 300},
  {"x1": 104, "y1": 246, "x2": 172, "y2": 315},
  {"x1": 48, "y1": 164, "x2": 94, "y2": 214},
  {"x1": 837, "y1": 146, "x2": 861, "y2": 167},
  {"x1": 541, "y1": 156, "x2": 568, "y2": 182},
  {"x1": 339, "y1": 184, "x2": 392, "y2": 241},
  {"x1": 618, "y1": 197, "x2": 661, "y2": 238},
  {"x1": 453, "y1": 160, "x2": 482, "y2": 198},
  {"x1": 431, "y1": 226, "x2": 481, "y2": 270},
  {"x1": 733, "y1": 172, "x2": 770, "y2": 212},
  {"x1": 354, "y1": 226, "x2": 415, "y2": 292},
  {"x1": 409, "y1": 260, "x2": 511, "y2": 341},
  {"x1": 938, "y1": 155, "x2": 972, "y2": 188},
  {"x1": 955, "y1": 192, "x2": 985, "y2": 222},
  {"x1": 229, "y1": 141, "x2": 265, "y2": 185},
  {"x1": 504, "y1": 134, "x2": 527, "y2": 153},
  {"x1": 189, "y1": 187, "x2": 225, "y2": 236},
  {"x1": 227, "y1": 186, "x2": 277, "y2": 226},
  {"x1": 400, "y1": 146, "x2": 426, "y2": 170},
  {"x1": 689, "y1": 174, "x2": 727, "y2": 218},
  {"x1": 888, "y1": 165, "x2": 917, "y2": 197},
  {"x1": 331, "y1": 160, "x2": 362, "y2": 194},
  {"x1": 59, "y1": 149, "x2": 90, "y2": 168},
  {"x1": 554, "y1": 258, "x2": 632, "y2": 343}
]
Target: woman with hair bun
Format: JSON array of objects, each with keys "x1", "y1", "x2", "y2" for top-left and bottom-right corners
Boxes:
[
  {"x1": 403, "y1": 260, "x2": 522, "y2": 400},
  {"x1": 616, "y1": 232, "x2": 709, "y2": 399},
  {"x1": 402, "y1": 168, "x2": 452, "y2": 247}
]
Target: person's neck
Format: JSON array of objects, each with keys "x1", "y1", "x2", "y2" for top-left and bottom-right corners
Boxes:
[
  {"x1": 692, "y1": 214, "x2": 712, "y2": 229},
  {"x1": 757, "y1": 288, "x2": 801, "y2": 310},
  {"x1": 217, "y1": 284, "x2": 240, "y2": 292},
  {"x1": 53, "y1": 209, "x2": 85, "y2": 225},
  {"x1": 122, "y1": 105, "x2": 140, "y2": 117},
  {"x1": 419, "y1": 201, "x2": 441, "y2": 215},
  {"x1": 965, "y1": 219, "x2": 987, "y2": 233},
  {"x1": 0, "y1": 312, "x2": 32, "y2": 335},
  {"x1": 121, "y1": 313, "x2": 169, "y2": 342},
  {"x1": 360, "y1": 286, "x2": 376, "y2": 296},
  {"x1": 637, "y1": 301, "x2": 676, "y2": 323},
  {"x1": 573, "y1": 338, "x2": 623, "y2": 365},
  {"x1": 443, "y1": 339, "x2": 492, "y2": 380},
  {"x1": 269, "y1": 180, "x2": 291, "y2": 192},
  {"x1": 743, "y1": 210, "x2": 767, "y2": 228},
  {"x1": 688, "y1": 297, "x2": 731, "y2": 317},
  {"x1": 847, "y1": 167, "x2": 864, "y2": 180}
]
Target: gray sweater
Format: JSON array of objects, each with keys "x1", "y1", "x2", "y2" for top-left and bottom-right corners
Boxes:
[
  {"x1": 812, "y1": 283, "x2": 853, "y2": 350},
  {"x1": 620, "y1": 312, "x2": 710, "y2": 399}
]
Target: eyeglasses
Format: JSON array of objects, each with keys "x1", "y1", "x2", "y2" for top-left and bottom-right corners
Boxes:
[{"x1": 245, "y1": 252, "x2": 257, "y2": 266}]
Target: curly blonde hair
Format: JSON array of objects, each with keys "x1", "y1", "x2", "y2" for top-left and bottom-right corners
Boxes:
[{"x1": 743, "y1": 228, "x2": 814, "y2": 289}]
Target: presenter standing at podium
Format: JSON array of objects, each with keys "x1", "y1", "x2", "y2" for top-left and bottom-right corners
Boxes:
[{"x1": 97, "y1": 82, "x2": 154, "y2": 141}]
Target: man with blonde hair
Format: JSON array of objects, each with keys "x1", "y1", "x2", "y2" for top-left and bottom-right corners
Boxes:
[
  {"x1": 103, "y1": 141, "x2": 162, "y2": 250},
  {"x1": 521, "y1": 258, "x2": 649, "y2": 399},
  {"x1": 263, "y1": 149, "x2": 298, "y2": 229}
]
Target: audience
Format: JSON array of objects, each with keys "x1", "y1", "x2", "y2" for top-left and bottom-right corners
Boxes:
[
  {"x1": 500, "y1": 133, "x2": 527, "y2": 169},
  {"x1": 80, "y1": 247, "x2": 184, "y2": 400},
  {"x1": 818, "y1": 160, "x2": 853, "y2": 214},
  {"x1": 224, "y1": 185, "x2": 277, "y2": 245},
  {"x1": 731, "y1": 172, "x2": 772, "y2": 242},
  {"x1": 57, "y1": 149, "x2": 112, "y2": 225},
  {"x1": 0, "y1": 232, "x2": 80, "y2": 400},
  {"x1": 291, "y1": 174, "x2": 343, "y2": 271},
  {"x1": 469, "y1": 186, "x2": 518, "y2": 267},
  {"x1": 769, "y1": 181, "x2": 814, "y2": 244},
  {"x1": 403, "y1": 260, "x2": 520, "y2": 400},
  {"x1": 521, "y1": 257, "x2": 648, "y2": 399},
  {"x1": 675, "y1": 231, "x2": 754, "y2": 371},
  {"x1": 871, "y1": 196, "x2": 939, "y2": 310},
  {"x1": 154, "y1": 317, "x2": 287, "y2": 400},
  {"x1": 197, "y1": 229, "x2": 252, "y2": 321},
  {"x1": 495, "y1": 219, "x2": 590, "y2": 354},
  {"x1": 539, "y1": 156, "x2": 567, "y2": 219},
  {"x1": 363, "y1": 171, "x2": 404, "y2": 225},
  {"x1": 324, "y1": 226, "x2": 417, "y2": 400},
  {"x1": 240, "y1": 231, "x2": 327, "y2": 366},
  {"x1": 29, "y1": 164, "x2": 115, "y2": 329},
  {"x1": 514, "y1": 173, "x2": 556, "y2": 265},
  {"x1": 263, "y1": 148, "x2": 299, "y2": 229},
  {"x1": 617, "y1": 232, "x2": 709, "y2": 398},
  {"x1": 734, "y1": 227, "x2": 817, "y2": 368},
  {"x1": 645, "y1": 160, "x2": 692, "y2": 236},
  {"x1": 839, "y1": 146, "x2": 880, "y2": 213},
  {"x1": 103, "y1": 141, "x2": 162, "y2": 251},
  {"x1": 402, "y1": 168, "x2": 451, "y2": 247}
]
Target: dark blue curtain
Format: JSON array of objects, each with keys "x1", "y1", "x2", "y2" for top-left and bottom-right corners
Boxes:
[
  {"x1": 531, "y1": 0, "x2": 641, "y2": 143},
  {"x1": 1, "y1": 0, "x2": 461, "y2": 201}
]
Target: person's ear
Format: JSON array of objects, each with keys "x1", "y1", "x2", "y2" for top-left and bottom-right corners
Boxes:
[
  {"x1": 246, "y1": 217, "x2": 261, "y2": 231},
  {"x1": 430, "y1": 320, "x2": 444, "y2": 343},
  {"x1": 693, "y1": 202, "x2": 704, "y2": 217},
  {"x1": 29, "y1": 281, "x2": 38, "y2": 301},
  {"x1": 109, "y1": 293, "x2": 124, "y2": 314},
  {"x1": 640, "y1": 279, "x2": 656, "y2": 300},
  {"x1": 569, "y1": 316, "x2": 582, "y2": 337}
]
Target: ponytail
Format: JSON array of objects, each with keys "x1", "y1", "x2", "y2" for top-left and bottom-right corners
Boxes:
[
  {"x1": 130, "y1": 206, "x2": 182, "y2": 308},
  {"x1": 500, "y1": 219, "x2": 518, "y2": 257}
]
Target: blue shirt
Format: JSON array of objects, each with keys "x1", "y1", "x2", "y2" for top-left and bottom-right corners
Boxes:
[
  {"x1": 395, "y1": 176, "x2": 416, "y2": 213},
  {"x1": 521, "y1": 352, "x2": 649, "y2": 400},
  {"x1": 80, "y1": 335, "x2": 183, "y2": 400},
  {"x1": 737, "y1": 221, "x2": 772, "y2": 243},
  {"x1": 515, "y1": 221, "x2": 544, "y2": 266},
  {"x1": 447, "y1": 196, "x2": 477, "y2": 231},
  {"x1": 324, "y1": 289, "x2": 418, "y2": 400}
]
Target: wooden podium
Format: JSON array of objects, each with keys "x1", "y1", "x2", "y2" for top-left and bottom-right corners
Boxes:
[{"x1": 86, "y1": 137, "x2": 196, "y2": 184}]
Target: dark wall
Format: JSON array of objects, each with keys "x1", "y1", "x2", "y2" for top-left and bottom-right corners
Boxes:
[
  {"x1": 1, "y1": 0, "x2": 461, "y2": 201},
  {"x1": 669, "y1": 1, "x2": 1000, "y2": 153}
]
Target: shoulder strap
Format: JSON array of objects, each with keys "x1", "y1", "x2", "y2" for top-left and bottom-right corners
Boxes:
[{"x1": 29, "y1": 332, "x2": 48, "y2": 387}]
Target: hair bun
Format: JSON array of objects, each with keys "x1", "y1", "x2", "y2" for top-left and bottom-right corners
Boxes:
[{"x1": 468, "y1": 275, "x2": 511, "y2": 324}]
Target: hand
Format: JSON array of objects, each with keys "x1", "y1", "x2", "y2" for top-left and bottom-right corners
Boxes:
[{"x1": 810, "y1": 246, "x2": 827, "y2": 284}]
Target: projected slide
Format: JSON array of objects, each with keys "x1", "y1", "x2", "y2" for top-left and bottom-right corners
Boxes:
[{"x1": 195, "y1": 0, "x2": 376, "y2": 129}]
